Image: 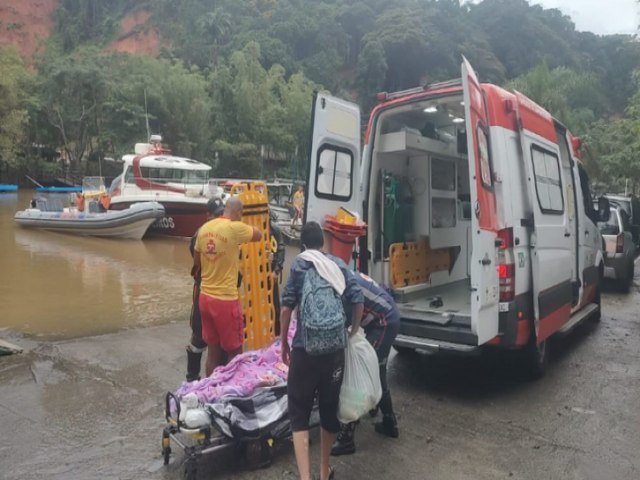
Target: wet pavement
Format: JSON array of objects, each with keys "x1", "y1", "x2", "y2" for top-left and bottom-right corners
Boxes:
[{"x1": 1, "y1": 269, "x2": 639, "y2": 480}]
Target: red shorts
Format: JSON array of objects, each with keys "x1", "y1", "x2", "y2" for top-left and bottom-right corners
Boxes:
[{"x1": 199, "y1": 295, "x2": 245, "y2": 352}]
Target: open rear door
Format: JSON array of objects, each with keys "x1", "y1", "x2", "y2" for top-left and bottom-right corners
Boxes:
[
  {"x1": 304, "y1": 92, "x2": 361, "y2": 225},
  {"x1": 462, "y1": 57, "x2": 499, "y2": 345},
  {"x1": 514, "y1": 91, "x2": 572, "y2": 341}
]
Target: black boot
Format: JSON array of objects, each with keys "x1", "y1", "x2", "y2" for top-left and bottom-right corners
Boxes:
[
  {"x1": 186, "y1": 348, "x2": 202, "y2": 382},
  {"x1": 374, "y1": 414, "x2": 399, "y2": 438},
  {"x1": 374, "y1": 386, "x2": 399, "y2": 438},
  {"x1": 331, "y1": 422, "x2": 356, "y2": 456}
]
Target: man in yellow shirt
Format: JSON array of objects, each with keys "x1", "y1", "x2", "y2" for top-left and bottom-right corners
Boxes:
[{"x1": 193, "y1": 197, "x2": 262, "y2": 376}]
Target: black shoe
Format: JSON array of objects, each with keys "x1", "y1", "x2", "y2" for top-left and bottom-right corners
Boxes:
[
  {"x1": 186, "y1": 348, "x2": 202, "y2": 382},
  {"x1": 331, "y1": 423, "x2": 356, "y2": 456},
  {"x1": 374, "y1": 415, "x2": 399, "y2": 438},
  {"x1": 331, "y1": 438, "x2": 355, "y2": 456}
]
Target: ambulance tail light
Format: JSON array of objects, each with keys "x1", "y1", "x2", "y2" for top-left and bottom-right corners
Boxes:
[
  {"x1": 498, "y1": 263, "x2": 515, "y2": 302},
  {"x1": 616, "y1": 233, "x2": 624, "y2": 254},
  {"x1": 497, "y1": 228, "x2": 515, "y2": 302}
]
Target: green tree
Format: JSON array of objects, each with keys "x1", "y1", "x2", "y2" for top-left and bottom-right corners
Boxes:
[
  {"x1": 356, "y1": 40, "x2": 387, "y2": 111},
  {"x1": 208, "y1": 41, "x2": 315, "y2": 177},
  {"x1": 585, "y1": 74, "x2": 640, "y2": 193},
  {"x1": 508, "y1": 63, "x2": 606, "y2": 133},
  {"x1": 37, "y1": 46, "x2": 112, "y2": 171},
  {"x1": 5, "y1": 0, "x2": 640, "y2": 186},
  {"x1": 54, "y1": 0, "x2": 136, "y2": 51},
  {"x1": 470, "y1": 0, "x2": 579, "y2": 76},
  {"x1": 361, "y1": 8, "x2": 431, "y2": 92},
  {"x1": 100, "y1": 55, "x2": 213, "y2": 161},
  {"x1": 0, "y1": 47, "x2": 33, "y2": 174}
]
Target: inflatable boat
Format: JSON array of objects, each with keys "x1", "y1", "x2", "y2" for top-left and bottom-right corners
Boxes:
[{"x1": 14, "y1": 200, "x2": 165, "y2": 240}]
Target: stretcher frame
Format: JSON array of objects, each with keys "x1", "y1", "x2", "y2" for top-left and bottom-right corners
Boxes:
[{"x1": 162, "y1": 391, "x2": 320, "y2": 479}]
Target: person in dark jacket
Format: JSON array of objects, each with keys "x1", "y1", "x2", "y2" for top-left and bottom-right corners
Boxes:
[
  {"x1": 185, "y1": 197, "x2": 225, "y2": 382},
  {"x1": 331, "y1": 271, "x2": 400, "y2": 456}
]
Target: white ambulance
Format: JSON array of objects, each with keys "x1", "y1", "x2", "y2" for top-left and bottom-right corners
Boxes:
[{"x1": 303, "y1": 58, "x2": 610, "y2": 378}]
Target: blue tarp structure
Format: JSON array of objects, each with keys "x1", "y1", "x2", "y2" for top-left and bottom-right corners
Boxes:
[{"x1": 35, "y1": 186, "x2": 81, "y2": 193}]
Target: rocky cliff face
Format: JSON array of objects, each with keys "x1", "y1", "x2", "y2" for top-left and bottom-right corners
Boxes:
[
  {"x1": 0, "y1": 0, "x2": 160, "y2": 60},
  {"x1": 0, "y1": 0, "x2": 58, "y2": 59},
  {"x1": 107, "y1": 10, "x2": 161, "y2": 57}
]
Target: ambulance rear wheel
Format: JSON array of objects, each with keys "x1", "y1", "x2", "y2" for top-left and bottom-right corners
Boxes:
[
  {"x1": 522, "y1": 332, "x2": 549, "y2": 381},
  {"x1": 621, "y1": 264, "x2": 634, "y2": 293}
]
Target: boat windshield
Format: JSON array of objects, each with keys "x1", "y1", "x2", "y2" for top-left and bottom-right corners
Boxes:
[
  {"x1": 82, "y1": 176, "x2": 106, "y2": 195},
  {"x1": 125, "y1": 167, "x2": 209, "y2": 185}
]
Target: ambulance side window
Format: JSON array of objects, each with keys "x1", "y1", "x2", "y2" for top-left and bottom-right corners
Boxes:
[
  {"x1": 477, "y1": 126, "x2": 493, "y2": 188},
  {"x1": 531, "y1": 145, "x2": 563, "y2": 214},
  {"x1": 315, "y1": 145, "x2": 353, "y2": 201},
  {"x1": 578, "y1": 165, "x2": 597, "y2": 222}
]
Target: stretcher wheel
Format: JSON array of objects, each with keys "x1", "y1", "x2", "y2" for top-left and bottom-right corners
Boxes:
[
  {"x1": 184, "y1": 448, "x2": 198, "y2": 480},
  {"x1": 242, "y1": 438, "x2": 273, "y2": 470}
]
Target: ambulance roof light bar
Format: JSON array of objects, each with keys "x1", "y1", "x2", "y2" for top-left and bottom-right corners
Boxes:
[{"x1": 376, "y1": 78, "x2": 463, "y2": 102}]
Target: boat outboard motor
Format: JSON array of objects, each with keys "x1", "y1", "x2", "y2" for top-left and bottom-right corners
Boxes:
[
  {"x1": 34, "y1": 197, "x2": 48, "y2": 211},
  {"x1": 87, "y1": 200, "x2": 102, "y2": 213}
]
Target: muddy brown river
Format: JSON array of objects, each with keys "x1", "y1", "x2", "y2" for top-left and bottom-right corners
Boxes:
[
  {"x1": 1, "y1": 190, "x2": 297, "y2": 341},
  {"x1": 0, "y1": 191, "x2": 203, "y2": 339}
]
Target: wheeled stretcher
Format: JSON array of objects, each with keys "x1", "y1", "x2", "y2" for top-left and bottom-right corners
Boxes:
[
  {"x1": 163, "y1": 387, "x2": 292, "y2": 479},
  {"x1": 161, "y1": 315, "x2": 322, "y2": 479},
  {"x1": 162, "y1": 386, "x2": 321, "y2": 479}
]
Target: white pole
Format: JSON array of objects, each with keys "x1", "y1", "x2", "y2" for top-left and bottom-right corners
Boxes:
[{"x1": 144, "y1": 89, "x2": 151, "y2": 141}]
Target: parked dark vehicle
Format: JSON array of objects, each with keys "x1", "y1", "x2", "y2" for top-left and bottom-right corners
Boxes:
[
  {"x1": 598, "y1": 206, "x2": 637, "y2": 292},
  {"x1": 605, "y1": 195, "x2": 640, "y2": 247}
]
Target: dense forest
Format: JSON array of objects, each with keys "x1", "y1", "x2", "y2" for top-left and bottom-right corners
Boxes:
[{"x1": 1, "y1": 0, "x2": 639, "y2": 191}]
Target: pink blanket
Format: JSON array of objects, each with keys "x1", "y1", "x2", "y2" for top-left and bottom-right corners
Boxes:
[{"x1": 175, "y1": 317, "x2": 296, "y2": 404}]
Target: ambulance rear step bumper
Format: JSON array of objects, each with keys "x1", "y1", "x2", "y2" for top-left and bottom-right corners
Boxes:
[{"x1": 394, "y1": 334, "x2": 480, "y2": 354}]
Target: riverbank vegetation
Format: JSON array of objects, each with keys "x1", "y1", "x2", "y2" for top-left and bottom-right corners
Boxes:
[{"x1": 0, "y1": 0, "x2": 638, "y2": 191}]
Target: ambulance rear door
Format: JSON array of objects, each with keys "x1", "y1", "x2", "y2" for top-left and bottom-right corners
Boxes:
[
  {"x1": 462, "y1": 57, "x2": 500, "y2": 344},
  {"x1": 304, "y1": 92, "x2": 362, "y2": 225}
]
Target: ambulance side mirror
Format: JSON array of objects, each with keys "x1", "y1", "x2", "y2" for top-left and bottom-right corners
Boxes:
[{"x1": 597, "y1": 196, "x2": 610, "y2": 222}]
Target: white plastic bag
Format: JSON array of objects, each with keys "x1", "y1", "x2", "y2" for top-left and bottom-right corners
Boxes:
[{"x1": 337, "y1": 331, "x2": 382, "y2": 423}]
